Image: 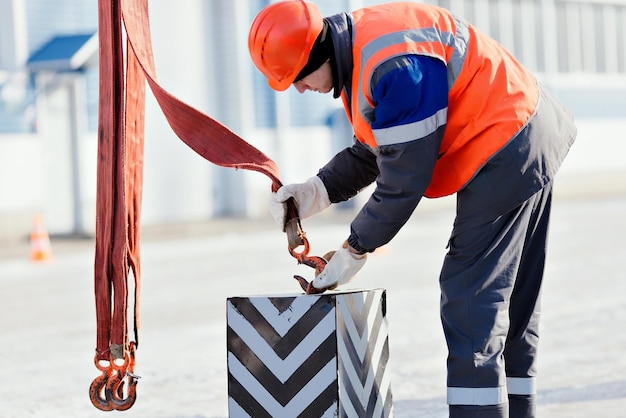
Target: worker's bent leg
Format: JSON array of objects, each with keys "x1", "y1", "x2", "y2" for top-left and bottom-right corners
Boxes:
[
  {"x1": 504, "y1": 183, "x2": 553, "y2": 418},
  {"x1": 440, "y1": 186, "x2": 550, "y2": 418}
]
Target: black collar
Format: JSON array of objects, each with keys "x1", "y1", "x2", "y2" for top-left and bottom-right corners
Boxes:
[{"x1": 325, "y1": 12, "x2": 353, "y2": 99}]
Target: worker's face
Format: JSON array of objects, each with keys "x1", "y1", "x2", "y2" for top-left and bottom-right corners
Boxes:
[{"x1": 293, "y1": 60, "x2": 333, "y2": 94}]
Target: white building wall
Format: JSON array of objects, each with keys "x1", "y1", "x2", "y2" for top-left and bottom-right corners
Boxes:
[
  {"x1": 0, "y1": 0, "x2": 625, "y2": 242},
  {"x1": 0, "y1": 135, "x2": 44, "y2": 238},
  {"x1": 140, "y1": 0, "x2": 214, "y2": 225}
]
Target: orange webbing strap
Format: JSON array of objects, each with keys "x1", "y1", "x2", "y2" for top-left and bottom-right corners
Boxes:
[
  {"x1": 121, "y1": 0, "x2": 282, "y2": 185},
  {"x1": 94, "y1": 0, "x2": 133, "y2": 364},
  {"x1": 92, "y1": 0, "x2": 303, "y2": 411},
  {"x1": 91, "y1": 0, "x2": 145, "y2": 411}
]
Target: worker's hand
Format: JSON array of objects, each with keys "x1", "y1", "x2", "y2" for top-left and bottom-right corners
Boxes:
[
  {"x1": 269, "y1": 176, "x2": 330, "y2": 226},
  {"x1": 312, "y1": 241, "x2": 367, "y2": 290}
]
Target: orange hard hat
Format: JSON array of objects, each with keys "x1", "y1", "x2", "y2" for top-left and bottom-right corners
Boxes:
[{"x1": 248, "y1": 0, "x2": 324, "y2": 91}]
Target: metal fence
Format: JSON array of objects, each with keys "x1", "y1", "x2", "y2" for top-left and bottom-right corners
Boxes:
[{"x1": 434, "y1": 0, "x2": 626, "y2": 75}]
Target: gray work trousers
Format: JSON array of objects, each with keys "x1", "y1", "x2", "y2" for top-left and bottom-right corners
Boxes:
[
  {"x1": 438, "y1": 85, "x2": 577, "y2": 418},
  {"x1": 440, "y1": 177, "x2": 553, "y2": 418}
]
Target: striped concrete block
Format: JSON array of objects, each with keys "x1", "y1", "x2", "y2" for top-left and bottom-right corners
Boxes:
[{"x1": 227, "y1": 289, "x2": 393, "y2": 417}]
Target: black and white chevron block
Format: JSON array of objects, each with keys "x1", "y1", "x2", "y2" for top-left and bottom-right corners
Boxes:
[{"x1": 227, "y1": 289, "x2": 393, "y2": 417}]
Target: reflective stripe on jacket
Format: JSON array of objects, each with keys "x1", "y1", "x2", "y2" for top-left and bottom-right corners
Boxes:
[{"x1": 342, "y1": 3, "x2": 540, "y2": 197}]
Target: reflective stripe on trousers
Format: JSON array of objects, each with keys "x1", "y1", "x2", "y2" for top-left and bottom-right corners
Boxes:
[{"x1": 448, "y1": 377, "x2": 536, "y2": 405}]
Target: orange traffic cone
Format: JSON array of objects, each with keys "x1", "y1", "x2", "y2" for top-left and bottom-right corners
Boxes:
[{"x1": 30, "y1": 215, "x2": 53, "y2": 262}]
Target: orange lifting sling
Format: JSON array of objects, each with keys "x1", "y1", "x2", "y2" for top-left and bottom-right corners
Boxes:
[{"x1": 90, "y1": 0, "x2": 326, "y2": 411}]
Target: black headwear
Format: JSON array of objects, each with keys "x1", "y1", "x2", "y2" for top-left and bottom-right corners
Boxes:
[{"x1": 294, "y1": 21, "x2": 333, "y2": 82}]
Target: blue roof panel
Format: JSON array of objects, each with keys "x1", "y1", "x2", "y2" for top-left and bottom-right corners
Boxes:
[{"x1": 27, "y1": 33, "x2": 97, "y2": 71}]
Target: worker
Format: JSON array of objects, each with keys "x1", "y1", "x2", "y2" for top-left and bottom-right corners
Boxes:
[{"x1": 248, "y1": 1, "x2": 576, "y2": 417}]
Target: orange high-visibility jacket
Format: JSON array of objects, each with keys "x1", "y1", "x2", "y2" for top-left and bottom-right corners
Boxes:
[{"x1": 341, "y1": 3, "x2": 539, "y2": 198}]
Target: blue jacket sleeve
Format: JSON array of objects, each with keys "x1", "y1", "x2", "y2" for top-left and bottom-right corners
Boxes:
[
  {"x1": 346, "y1": 55, "x2": 448, "y2": 252},
  {"x1": 317, "y1": 139, "x2": 379, "y2": 203}
]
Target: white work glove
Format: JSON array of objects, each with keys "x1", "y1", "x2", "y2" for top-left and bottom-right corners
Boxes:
[
  {"x1": 269, "y1": 176, "x2": 331, "y2": 227},
  {"x1": 312, "y1": 241, "x2": 367, "y2": 290}
]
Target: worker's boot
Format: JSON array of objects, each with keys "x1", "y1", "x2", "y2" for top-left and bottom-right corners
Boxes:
[
  {"x1": 449, "y1": 403, "x2": 507, "y2": 417},
  {"x1": 508, "y1": 394, "x2": 536, "y2": 418}
]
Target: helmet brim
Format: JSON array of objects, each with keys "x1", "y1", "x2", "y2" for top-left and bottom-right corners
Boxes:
[{"x1": 268, "y1": 76, "x2": 293, "y2": 92}]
